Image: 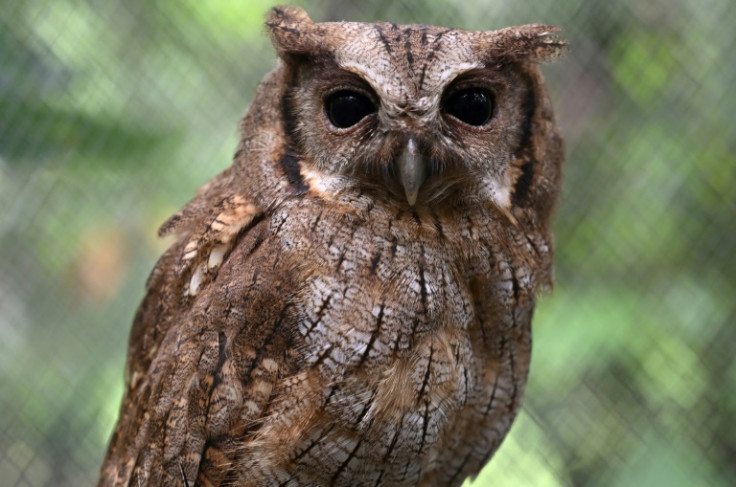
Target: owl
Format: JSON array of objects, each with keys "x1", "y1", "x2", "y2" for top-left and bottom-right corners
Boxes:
[{"x1": 99, "y1": 6, "x2": 564, "y2": 487}]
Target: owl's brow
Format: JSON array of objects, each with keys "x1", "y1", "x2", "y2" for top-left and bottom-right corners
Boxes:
[
  {"x1": 411, "y1": 27, "x2": 456, "y2": 92},
  {"x1": 373, "y1": 24, "x2": 393, "y2": 56},
  {"x1": 340, "y1": 29, "x2": 473, "y2": 101},
  {"x1": 418, "y1": 28, "x2": 452, "y2": 91}
]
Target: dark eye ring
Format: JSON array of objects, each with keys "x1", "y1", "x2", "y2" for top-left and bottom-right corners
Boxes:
[
  {"x1": 443, "y1": 88, "x2": 495, "y2": 126},
  {"x1": 325, "y1": 90, "x2": 377, "y2": 129}
]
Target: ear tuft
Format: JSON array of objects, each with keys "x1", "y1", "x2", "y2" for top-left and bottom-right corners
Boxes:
[
  {"x1": 486, "y1": 24, "x2": 567, "y2": 64},
  {"x1": 267, "y1": 6, "x2": 313, "y2": 27},
  {"x1": 267, "y1": 6, "x2": 319, "y2": 58}
]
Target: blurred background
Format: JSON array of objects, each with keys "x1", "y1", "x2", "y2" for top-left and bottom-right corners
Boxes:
[{"x1": 1, "y1": 0, "x2": 734, "y2": 485}]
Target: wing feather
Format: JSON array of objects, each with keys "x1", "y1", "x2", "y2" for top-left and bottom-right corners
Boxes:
[{"x1": 100, "y1": 213, "x2": 299, "y2": 486}]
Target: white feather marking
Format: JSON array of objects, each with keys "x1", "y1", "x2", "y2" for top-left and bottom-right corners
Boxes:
[
  {"x1": 183, "y1": 253, "x2": 197, "y2": 264},
  {"x1": 188, "y1": 266, "x2": 204, "y2": 296},
  {"x1": 371, "y1": 305, "x2": 383, "y2": 318},
  {"x1": 243, "y1": 400, "x2": 260, "y2": 417},
  {"x1": 208, "y1": 244, "x2": 228, "y2": 269},
  {"x1": 252, "y1": 380, "x2": 273, "y2": 397},
  {"x1": 437, "y1": 62, "x2": 482, "y2": 85},
  {"x1": 261, "y1": 358, "x2": 278, "y2": 374},
  {"x1": 302, "y1": 167, "x2": 344, "y2": 197}
]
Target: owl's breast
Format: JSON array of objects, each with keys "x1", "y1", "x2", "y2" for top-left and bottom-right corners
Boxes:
[
  {"x1": 254, "y1": 198, "x2": 533, "y2": 484},
  {"x1": 276, "y1": 198, "x2": 480, "y2": 366}
]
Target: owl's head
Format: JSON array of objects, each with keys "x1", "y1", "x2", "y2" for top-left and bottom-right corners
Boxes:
[{"x1": 266, "y1": 7, "x2": 564, "y2": 220}]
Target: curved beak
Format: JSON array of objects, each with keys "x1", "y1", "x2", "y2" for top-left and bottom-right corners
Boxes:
[{"x1": 397, "y1": 138, "x2": 426, "y2": 206}]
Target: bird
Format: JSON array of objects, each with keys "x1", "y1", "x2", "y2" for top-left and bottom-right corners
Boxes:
[{"x1": 98, "y1": 6, "x2": 565, "y2": 487}]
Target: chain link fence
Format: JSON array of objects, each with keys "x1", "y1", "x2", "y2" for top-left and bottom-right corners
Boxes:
[{"x1": 1, "y1": 0, "x2": 734, "y2": 485}]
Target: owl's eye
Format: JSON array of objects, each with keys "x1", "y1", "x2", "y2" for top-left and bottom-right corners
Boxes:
[
  {"x1": 444, "y1": 89, "x2": 494, "y2": 126},
  {"x1": 325, "y1": 90, "x2": 376, "y2": 129}
]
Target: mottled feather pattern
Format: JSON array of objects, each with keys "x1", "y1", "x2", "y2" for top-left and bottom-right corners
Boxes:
[{"x1": 100, "y1": 6, "x2": 564, "y2": 487}]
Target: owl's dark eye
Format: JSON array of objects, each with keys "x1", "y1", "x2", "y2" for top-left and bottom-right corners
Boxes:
[
  {"x1": 444, "y1": 88, "x2": 494, "y2": 126},
  {"x1": 325, "y1": 90, "x2": 376, "y2": 129}
]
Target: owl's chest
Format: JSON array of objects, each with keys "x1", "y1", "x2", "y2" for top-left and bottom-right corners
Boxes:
[
  {"x1": 273, "y1": 202, "x2": 489, "y2": 353},
  {"x1": 255, "y1": 203, "x2": 530, "y2": 484}
]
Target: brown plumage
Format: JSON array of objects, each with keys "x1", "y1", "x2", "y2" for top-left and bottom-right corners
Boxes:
[{"x1": 99, "y1": 6, "x2": 565, "y2": 486}]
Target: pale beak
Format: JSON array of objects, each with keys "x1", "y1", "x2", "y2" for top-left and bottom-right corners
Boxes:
[{"x1": 397, "y1": 138, "x2": 426, "y2": 206}]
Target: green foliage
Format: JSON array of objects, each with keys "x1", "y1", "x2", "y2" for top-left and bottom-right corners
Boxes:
[{"x1": 1, "y1": 0, "x2": 733, "y2": 486}]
